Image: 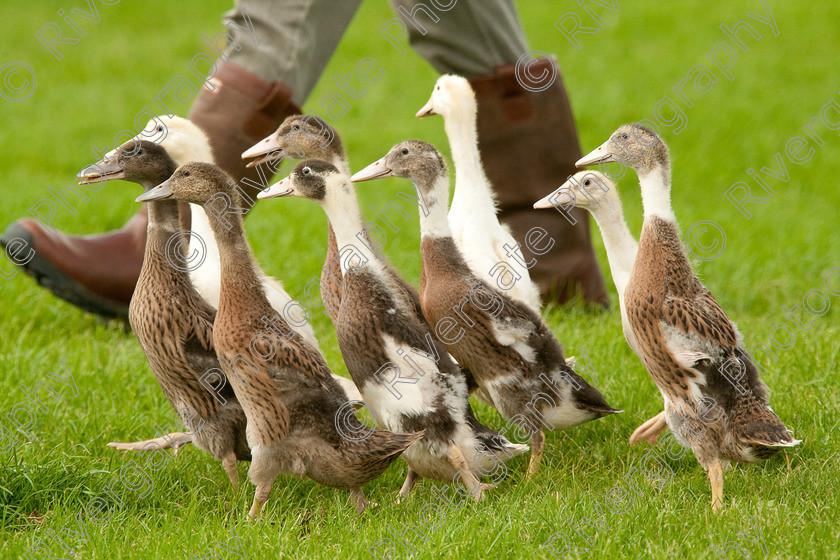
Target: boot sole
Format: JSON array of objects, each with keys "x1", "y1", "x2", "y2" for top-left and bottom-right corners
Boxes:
[{"x1": 1, "y1": 223, "x2": 130, "y2": 321}]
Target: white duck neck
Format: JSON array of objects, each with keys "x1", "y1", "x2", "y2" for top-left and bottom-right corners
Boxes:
[
  {"x1": 320, "y1": 181, "x2": 382, "y2": 275},
  {"x1": 418, "y1": 174, "x2": 454, "y2": 239},
  {"x1": 639, "y1": 165, "x2": 676, "y2": 222},
  {"x1": 443, "y1": 100, "x2": 497, "y2": 218},
  {"x1": 588, "y1": 199, "x2": 638, "y2": 297}
]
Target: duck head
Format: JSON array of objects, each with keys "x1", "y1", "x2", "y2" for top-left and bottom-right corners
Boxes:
[
  {"x1": 533, "y1": 171, "x2": 617, "y2": 211},
  {"x1": 351, "y1": 140, "x2": 447, "y2": 192},
  {"x1": 257, "y1": 160, "x2": 346, "y2": 204},
  {"x1": 242, "y1": 115, "x2": 341, "y2": 167},
  {"x1": 136, "y1": 162, "x2": 232, "y2": 205},
  {"x1": 136, "y1": 115, "x2": 214, "y2": 164},
  {"x1": 577, "y1": 124, "x2": 669, "y2": 175},
  {"x1": 416, "y1": 74, "x2": 476, "y2": 119},
  {"x1": 77, "y1": 139, "x2": 177, "y2": 190}
]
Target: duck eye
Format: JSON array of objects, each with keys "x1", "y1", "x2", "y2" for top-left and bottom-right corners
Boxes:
[
  {"x1": 292, "y1": 124, "x2": 301, "y2": 131},
  {"x1": 583, "y1": 179, "x2": 590, "y2": 186},
  {"x1": 302, "y1": 167, "x2": 311, "y2": 175},
  {"x1": 401, "y1": 148, "x2": 409, "y2": 155},
  {"x1": 157, "y1": 125, "x2": 163, "y2": 132},
  {"x1": 621, "y1": 133, "x2": 629, "y2": 140},
  {"x1": 183, "y1": 170, "x2": 190, "y2": 177},
  {"x1": 137, "y1": 149, "x2": 143, "y2": 155}
]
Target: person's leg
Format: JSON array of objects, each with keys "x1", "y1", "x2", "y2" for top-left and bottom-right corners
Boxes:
[
  {"x1": 197, "y1": 0, "x2": 364, "y2": 201},
  {"x1": 391, "y1": 0, "x2": 608, "y2": 305},
  {"x1": 2, "y1": 0, "x2": 361, "y2": 319}
]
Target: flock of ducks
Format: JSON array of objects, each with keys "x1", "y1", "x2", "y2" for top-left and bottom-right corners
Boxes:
[{"x1": 78, "y1": 75, "x2": 798, "y2": 518}]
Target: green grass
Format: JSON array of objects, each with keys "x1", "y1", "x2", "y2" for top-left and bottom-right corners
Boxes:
[{"x1": 1, "y1": 1, "x2": 838, "y2": 558}]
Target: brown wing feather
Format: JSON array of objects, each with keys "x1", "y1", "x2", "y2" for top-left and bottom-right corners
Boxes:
[{"x1": 662, "y1": 287, "x2": 739, "y2": 349}]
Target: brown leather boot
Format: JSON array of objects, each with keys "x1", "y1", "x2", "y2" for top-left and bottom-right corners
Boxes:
[
  {"x1": 469, "y1": 60, "x2": 608, "y2": 306},
  {"x1": 188, "y1": 61, "x2": 301, "y2": 204},
  {"x1": 2, "y1": 62, "x2": 300, "y2": 320},
  {"x1": 1, "y1": 210, "x2": 148, "y2": 319}
]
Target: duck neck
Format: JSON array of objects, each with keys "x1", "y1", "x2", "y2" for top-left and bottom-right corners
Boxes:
[
  {"x1": 144, "y1": 200, "x2": 185, "y2": 268},
  {"x1": 639, "y1": 164, "x2": 675, "y2": 222},
  {"x1": 444, "y1": 102, "x2": 497, "y2": 217},
  {"x1": 204, "y1": 203, "x2": 267, "y2": 307},
  {"x1": 588, "y1": 200, "x2": 637, "y2": 297},
  {"x1": 146, "y1": 199, "x2": 181, "y2": 234},
  {"x1": 320, "y1": 181, "x2": 381, "y2": 275},
  {"x1": 417, "y1": 173, "x2": 454, "y2": 239}
]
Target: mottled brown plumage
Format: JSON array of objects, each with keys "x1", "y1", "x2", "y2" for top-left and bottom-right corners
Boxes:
[
  {"x1": 579, "y1": 124, "x2": 799, "y2": 510},
  {"x1": 354, "y1": 141, "x2": 619, "y2": 475},
  {"x1": 141, "y1": 161, "x2": 421, "y2": 518},
  {"x1": 79, "y1": 140, "x2": 250, "y2": 485}
]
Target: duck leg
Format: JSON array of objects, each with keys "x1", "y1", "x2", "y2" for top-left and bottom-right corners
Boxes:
[
  {"x1": 247, "y1": 446, "x2": 282, "y2": 519},
  {"x1": 248, "y1": 484, "x2": 273, "y2": 519},
  {"x1": 629, "y1": 411, "x2": 667, "y2": 445},
  {"x1": 107, "y1": 432, "x2": 193, "y2": 455},
  {"x1": 222, "y1": 451, "x2": 239, "y2": 486},
  {"x1": 446, "y1": 445, "x2": 487, "y2": 501},
  {"x1": 350, "y1": 488, "x2": 370, "y2": 515},
  {"x1": 527, "y1": 430, "x2": 546, "y2": 476},
  {"x1": 397, "y1": 467, "x2": 419, "y2": 503},
  {"x1": 709, "y1": 459, "x2": 724, "y2": 512}
]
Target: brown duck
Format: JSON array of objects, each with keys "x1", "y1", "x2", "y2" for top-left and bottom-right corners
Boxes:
[
  {"x1": 259, "y1": 160, "x2": 528, "y2": 500},
  {"x1": 137, "y1": 161, "x2": 421, "y2": 517},
  {"x1": 577, "y1": 124, "x2": 800, "y2": 510},
  {"x1": 352, "y1": 141, "x2": 620, "y2": 475},
  {"x1": 77, "y1": 140, "x2": 250, "y2": 485}
]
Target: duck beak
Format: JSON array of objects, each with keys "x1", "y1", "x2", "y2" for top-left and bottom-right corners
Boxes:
[
  {"x1": 242, "y1": 133, "x2": 284, "y2": 168},
  {"x1": 576, "y1": 141, "x2": 615, "y2": 167},
  {"x1": 533, "y1": 180, "x2": 575, "y2": 209},
  {"x1": 257, "y1": 176, "x2": 295, "y2": 199},
  {"x1": 351, "y1": 156, "x2": 393, "y2": 182},
  {"x1": 415, "y1": 97, "x2": 436, "y2": 118},
  {"x1": 136, "y1": 179, "x2": 173, "y2": 202},
  {"x1": 77, "y1": 157, "x2": 125, "y2": 185}
]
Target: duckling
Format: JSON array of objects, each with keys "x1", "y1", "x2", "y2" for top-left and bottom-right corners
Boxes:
[
  {"x1": 137, "y1": 162, "x2": 421, "y2": 518},
  {"x1": 78, "y1": 140, "x2": 250, "y2": 485},
  {"x1": 258, "y1": 160, "x2": 528, "y2": 500},
  {"x1": 577, "y1": 124, "x2": 800, "y2": 510},
  {"x1": 416, "y1": 75, "x2": 542, "y2": 313},
  {"x1": 352, "y1": 141, "x2": 620, "y2": 475}
]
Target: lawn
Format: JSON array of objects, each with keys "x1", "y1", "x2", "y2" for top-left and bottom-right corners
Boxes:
[{"x1": 1, "y1": 1, "x2": 838, "y2": 558}]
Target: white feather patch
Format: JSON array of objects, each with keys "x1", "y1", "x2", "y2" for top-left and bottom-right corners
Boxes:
[{"x1": 490, "y1": 317, "x2": 537, "y2": 363}]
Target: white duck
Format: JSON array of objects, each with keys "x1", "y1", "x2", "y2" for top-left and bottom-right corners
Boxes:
[{"x1": 416, "y1": 75, "x2": 542, "y2": 313}]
